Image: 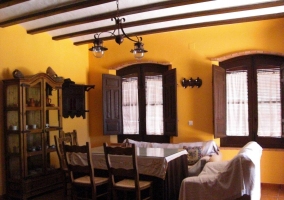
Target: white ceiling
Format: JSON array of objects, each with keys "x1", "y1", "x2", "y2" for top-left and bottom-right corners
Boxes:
[{"x1": 1, "y1": 0, "x2": 284, "y2": 46}]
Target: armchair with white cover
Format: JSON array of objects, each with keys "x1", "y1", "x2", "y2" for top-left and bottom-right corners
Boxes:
[{"x1": 179, "y1": 141, "x2": 263, "y2": 200}]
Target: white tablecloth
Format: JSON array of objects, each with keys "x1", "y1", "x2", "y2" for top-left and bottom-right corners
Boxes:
[{"x1": 70, "y1": 146, "x2": 187, "y2": 179}]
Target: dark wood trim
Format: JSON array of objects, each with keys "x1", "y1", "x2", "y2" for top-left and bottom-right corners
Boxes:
[
  {"x1": 0, "y1": 0, "x2": 28, "y2": 9},
  {"x1": 27, "y1": 0, "x2": 211, "y2": 34},
  {"x1": 54, "y1": 1, "x2": 284, "y2": 41},
  {"x1": 212, "y1": 65, "x2": 226, "y2": 138},
  {"x1": 75, "y1": 12, "x2": 284, "y2": 46},
  {"x1": 0, "y1": 0, "x2": 116, "y2": 27}
]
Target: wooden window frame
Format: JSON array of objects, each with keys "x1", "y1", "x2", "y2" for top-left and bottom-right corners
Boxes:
[
  {"x1": 213, "y1": 54, "x2": 284, "y2": 148},
  {"x1": 102, "y1": 63, "x2": 177, "y2": 143}
]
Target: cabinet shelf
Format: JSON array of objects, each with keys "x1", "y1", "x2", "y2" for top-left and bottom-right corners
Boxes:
[
  {"x1": 46, "y1": 148, "x2": 56, "y2": 153},
  {"x1": 46, "y1": 106, "x2": 59, "y2": 110},
  {"x1": 27, "y1": 150, "x2": 43, "y2": 157},
  {"x1": 5, "y1": 107, "x2": 19, "y2": 111},
  {"x1": 46, "y1": 126, "x2": 62, "y2": 131},
  {"x1": 26, "y1": 107, "x2": 42, "y2": 111}
]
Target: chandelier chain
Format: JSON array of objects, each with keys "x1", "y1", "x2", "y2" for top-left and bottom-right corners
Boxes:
[{"x1": 116, "y1": 0, "x2": 119, "y2": 18}]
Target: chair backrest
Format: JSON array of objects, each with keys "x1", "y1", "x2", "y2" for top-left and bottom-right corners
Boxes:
[
  {"x1": 54, "y1": 135, "x2": 73, "y2": 170},
  {"x1": 63, "y1": 130, "x2": 78, "y2": 146},
  {"x1": 103, "y1": 143, "x2": 139, "y2": 186},
  {"x1": 63, "y1": 142, "x2": 94, "y2": 184}
]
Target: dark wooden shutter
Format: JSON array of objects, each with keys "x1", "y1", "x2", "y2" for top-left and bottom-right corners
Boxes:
[
  {"x1": 163, "y1": 68, "x2": 177, "y2": 136},
  {"x1": 212, "y1": 65, "x2": 226, "y2": 138},
  {"x1": 281, "y1": 63, "x2": 284, "y2": 138},
  {"x1": 102, "y1": 74, "x2": 122, "y2": 135}
]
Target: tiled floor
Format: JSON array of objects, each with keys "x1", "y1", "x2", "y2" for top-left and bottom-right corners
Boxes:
[
  {"x1": 261, "y1": 184, "x2": 284, "y2": 200},
  {"x1": 1, "y1": 183, "x2": 284, "y2": 199}
]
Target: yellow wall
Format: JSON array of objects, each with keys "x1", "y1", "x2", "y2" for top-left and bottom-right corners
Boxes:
[
  {"x1": 0, "y1": 25, "x2": 90, "y2": 195},
  {"x1": 88, "y1": 17, "x2": 284, "y2": 184},
  {"x1": 1, "y1": 17, "x2": 284, "y2": 196}
]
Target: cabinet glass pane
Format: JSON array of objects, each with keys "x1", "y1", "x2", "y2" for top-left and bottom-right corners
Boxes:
[
  {"x1": 47, "y1": 86, "x2": 59, "y2": 107},
  {"x1": 26, "y1": 82, "x2": 41, "y2": 107},
  {"x1": 8, "y1": 133, "x2": 20, "y2": 154},
  {"x1": 7, "y1": 111, "x2": 19, "y2": 130},
  {"x1": 9, "y1": 157, "x2": 20, "y2": 179},
  {"x1": 28, "y1": 155, "x2": 43, "y2": 176},
  {"x1": 46, "y1": 130, "x2": 60, "y2": 170},
  {"x1": 26, "y1": 110, "x2": 42, "y2": 130},
  {"x1": 47, "y1": 110, "x2": 60, "y2": 127},
  {"x1": 6, "y1": 84, "x2": 18, "y2": 107},
  {"x1": 27, "y1": 132, "x2": 42, "y2": 153},
  {"x1": 47, "y1": 151, "x2": 59, "y2": 171}
]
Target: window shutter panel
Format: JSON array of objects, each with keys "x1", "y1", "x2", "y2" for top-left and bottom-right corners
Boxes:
[
  {"x1": 102, "y1": 74, "x2": 122, "y2": 135},
  {"x1": 213, "y1": 65, "x2": 227, "y2": 138},
  {"x1": 163, "y1": 68, "x2": 177, "y2": 136},
  {"x1": 281, "y1": 63, "x2": 284, "y2": 138}
]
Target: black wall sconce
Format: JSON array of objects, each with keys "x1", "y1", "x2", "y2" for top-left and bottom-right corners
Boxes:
[{"x1": 181, "y1": 77, "x2": 202, "y2": 88}]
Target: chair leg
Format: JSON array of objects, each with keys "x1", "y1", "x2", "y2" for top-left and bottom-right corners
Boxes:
[
  {"x1": 112, "y1": 190, "x2": 117, "y2": 200},
  {"x1": 124, "y1": 191, "x2": 127, "y2": 200},
  {"x1": 107, "y1": 184, "x2": 112, "y2": 200},
  {"x1": 149, "y1": 184, "x2": 153, "y2": 200}
]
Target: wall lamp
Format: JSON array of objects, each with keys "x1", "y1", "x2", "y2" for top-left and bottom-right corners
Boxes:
[
  {"x1": 89, "y1": 0, "x2": 147, "y2": 59},
  {"x1": 181, "y1": 77, "x2": 202, "y2": 88}
]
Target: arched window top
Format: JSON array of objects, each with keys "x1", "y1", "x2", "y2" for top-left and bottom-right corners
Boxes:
[
  {"x1": 210, "y1": 50, "x2": 284, "y2": 62},
  {"x1": 108, "y1": 60, "x2": 171, "y2": 70}
]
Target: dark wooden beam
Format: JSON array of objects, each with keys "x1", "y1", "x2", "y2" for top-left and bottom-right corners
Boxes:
[
  {"x1": 75, "y1": 12, "x2": 284, "y2": 46},
  {"x1": 53, "y1": 1, "x2": 284, "y2": 41},
  {"x1": 0, "y1": 0, "x2": 116, "y2": 27},
  {"x1": 0, "y1": 0, "x2": 29, "y2": 9},
  {"x1": 27, "y1": 0, "x2": 212, "y2": 34}
]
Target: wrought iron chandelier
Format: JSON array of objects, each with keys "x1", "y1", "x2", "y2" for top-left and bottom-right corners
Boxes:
[{"x1": 89, "y1": 0, "x2": 148, "y2": 59}]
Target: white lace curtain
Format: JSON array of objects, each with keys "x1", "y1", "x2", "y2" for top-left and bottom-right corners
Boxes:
[
  {"x1": 226, "y1": 71, "x2": 249, "y2": 136},
  {"x1": 122, "y1": 75, "x2": 164, "y2": 135},
  {"x1": 145, "y1": 75, "x2": 163, "y2": 135},
  {"x1": 226, "y1": 69, "x2": 281, "y2": 137},
  {"x1": 257, "y1": 69, "x2": 281, "y2": 137},
  {"x1": 122, "y1": 77, "x2": 139, "y2": 134}
]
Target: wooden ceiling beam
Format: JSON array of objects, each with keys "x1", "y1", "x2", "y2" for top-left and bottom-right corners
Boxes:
[
  {"x1": 0, "y1": 0, "x2": 29, "y2": 9},
  {"x1": 53, "y1": 1, "x2": 284, "y2": 41},
  {"x1": 0, "y1": 0, "x2": 116, "y2": 27},
  {"x1": 75, "y1": 12, "x2": 284, "y2": 46},
  {"x1": 27, "y1": 0, "x2": 211, "y2": 34}
]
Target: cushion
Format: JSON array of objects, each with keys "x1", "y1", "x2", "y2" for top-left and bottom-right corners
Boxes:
[
  {"x1": 183, "y1": 146, "x2": 202, "y2": 165},
  {"x1": 188, "y1": 159, "x2": 207, "y2": 176},
  {"x1": 208, "y1": 152, "x2": 222, "y2": 162}
]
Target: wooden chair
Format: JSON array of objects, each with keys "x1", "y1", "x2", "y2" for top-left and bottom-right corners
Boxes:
[
  {"x1": 54, "y1": 135, "x2": 72, "y2": 199},
  {"x1": 103, "y1": 143, "x2": 153, "y2": 200},
  {"x1": 63, "y1": 129, "x2": 78, "y2": 146},
  {"x1": 64, "y1": 142, "x2": 109, "y2": 200}
]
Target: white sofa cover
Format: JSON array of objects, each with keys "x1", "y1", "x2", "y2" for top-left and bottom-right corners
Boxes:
[{"x1": 179, "y1": 141, "x2": 263, "y2": 200}]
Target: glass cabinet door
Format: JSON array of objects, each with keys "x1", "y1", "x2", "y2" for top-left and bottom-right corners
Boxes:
[
  {"x1": 6, "y1": 84, "x2": 19, "y2": 130},
  {"x1": 24, "y1": 81, "x2": 44, "y2": 177},
  {"x1": 45, "y1": 83, "x2": 61, "y2": 171},
  {"x1": 5, "y1": 84, "x2": 21, "y2": 180},
  {"x1": 7, "y1": 133, "x2": 21, "y2": 179}
]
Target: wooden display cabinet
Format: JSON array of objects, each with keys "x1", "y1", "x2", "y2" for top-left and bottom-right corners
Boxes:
[{"x1": 3, "y1": 72, "x2": 64, "y2": 199}]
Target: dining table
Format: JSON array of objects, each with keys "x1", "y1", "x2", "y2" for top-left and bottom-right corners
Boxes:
[
  {"x1": 90, "y1": 146, "x2": 189, "y2": 200},
  {"x1": 70, "y1": 146, "x2": 188, "y2": 199}
]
